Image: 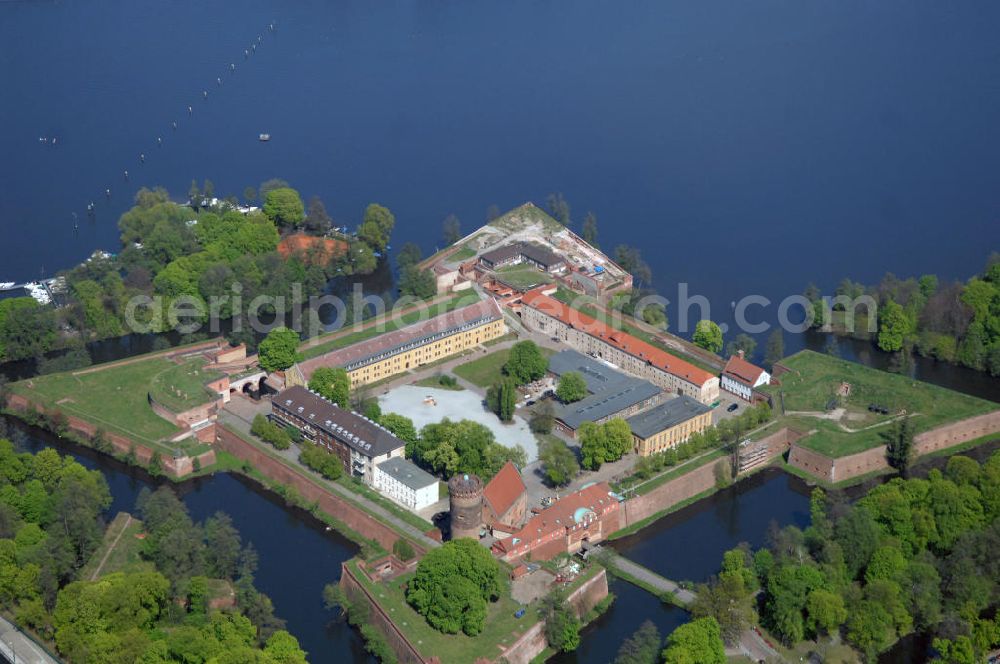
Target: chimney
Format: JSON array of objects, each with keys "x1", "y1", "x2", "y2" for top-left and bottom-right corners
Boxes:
[{"x1": 737, "y1": 350, "x2": 745, "y2": 359}]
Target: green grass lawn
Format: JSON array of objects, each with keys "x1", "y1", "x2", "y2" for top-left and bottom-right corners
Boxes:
[
  {"x1": 452, "y1": 346, "x2": 555, "y2": 388},
  {"x1": 450, "y1": 243, "x2": 477, "y2": 261},
  {"x1": 149, "y1": 358, "x2": 222, "y2": 413},
  {"x1": 299, "y1": 292, "x2": 480, "y2": 360},
  {"x1": 12, "y1": 357, "x2": 189, "y2": 445},
  {"x1": 763, "y1": 351, "x2": 997, "y2": 457},
  {"x1": 494, "y1": 264, "x2": 554, "y2": 290}
]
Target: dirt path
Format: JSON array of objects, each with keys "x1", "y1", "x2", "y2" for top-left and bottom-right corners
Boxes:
[{"x1": 90, "y1": 514, "x2": 132, "y2": 581}]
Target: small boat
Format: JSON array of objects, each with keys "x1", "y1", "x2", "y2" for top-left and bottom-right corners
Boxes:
[
  {"x1": 258, "y1": 133, "x2": 271, "y2": 142},
  {"x1": 0, "y1": 282, "x2": 16, "y2": 291}
]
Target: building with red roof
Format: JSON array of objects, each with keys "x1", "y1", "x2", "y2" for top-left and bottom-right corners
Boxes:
[
  {"x1": 520, "y1": 291, "x2": 720, "y2": 404},
  {"x1": 720, "y1": 350, "x2": 770, "y2": 401},
  {"x1": 482, "y1": 461, "x2": 528, "y2": 532},
  {"x1": 491, "y1": 482, "x2": 622, "y2": 562}
]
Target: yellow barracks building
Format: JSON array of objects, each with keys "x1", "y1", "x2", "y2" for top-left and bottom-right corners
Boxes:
[{"x1": 287, "y1": 297, "x2": 506, "y2": 389}]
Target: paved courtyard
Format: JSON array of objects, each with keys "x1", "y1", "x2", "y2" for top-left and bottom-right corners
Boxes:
[{"x1": 378, "y1": 385, "x2": 539, "y2": 461}]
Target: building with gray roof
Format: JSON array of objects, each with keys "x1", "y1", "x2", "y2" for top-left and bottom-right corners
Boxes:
[{"x1": 626, "y1": 395, "x2": 714, "y2": 456}]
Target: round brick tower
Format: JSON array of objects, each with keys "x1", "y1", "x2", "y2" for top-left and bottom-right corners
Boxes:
[{"x1": 448, "y1": 473, "x2": 484, "y2": 540}]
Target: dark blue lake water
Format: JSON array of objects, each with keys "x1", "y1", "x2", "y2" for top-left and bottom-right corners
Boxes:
[{"x1": 3, "y1": 0, "x2": 1000, "y2": 340}]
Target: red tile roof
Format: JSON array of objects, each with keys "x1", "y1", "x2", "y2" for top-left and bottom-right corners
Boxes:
[
  {"x1": 483, "y1": 461, "x2": 526, "y2": 519},
  {"x1": 521, "y1": 291, "x2": 715, "y2": 388},
  {"x1": 493, "y1": 482, "x2": 617, "y2": 554},
  {"x1": 722, "y1": 354, "x2": 767, "y2": 386}
]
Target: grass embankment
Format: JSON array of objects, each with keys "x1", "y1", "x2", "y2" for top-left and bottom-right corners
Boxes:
[
  {"x1": 80, "y1": 512, "x2": 153, "y2": 580},
  {"x1": 9, "y1": 355, "x2": 222, "y2": 449},
  {"x1": 335, "y1": 476, "x2": 435, "y2": 533},
  {"x1": 762, "y1": 351, "x2": 996, "y2": 457},
  {"x1": 550, "y1": 288, "x2": 720, "y2": 374},
  {"x1": 453, "y1": 346, "x2": 555, "y2": 388},
  {"x1": 299, "y1": 292, "x2": 480, "y2": 360}
]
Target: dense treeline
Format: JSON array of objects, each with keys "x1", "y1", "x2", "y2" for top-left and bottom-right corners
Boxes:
[
  {"x1": 693, "y1": 451, "x2": 1000, "y2": 662},
  {"x1": 0, "y1": 183, "x2": 397, "y2": 363},
  {"x1": 0, "y1": 439, "x2": 306, "y2": 662},
  {"x1": 807, "y1": 253, "x2": 1000, "y2": 375}
]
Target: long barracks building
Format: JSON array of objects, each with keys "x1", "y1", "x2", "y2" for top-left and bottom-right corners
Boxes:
[
  {"x1": 520, "y1": 291, "x2": 719, "y2": 404},
  {"x1": 288, "y1": 298, "x2": 506, "y2": 389}
]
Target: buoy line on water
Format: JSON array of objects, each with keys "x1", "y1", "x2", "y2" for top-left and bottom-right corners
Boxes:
[{"x1": 61, "y1": 20, "x2": 278, "y2": 233}]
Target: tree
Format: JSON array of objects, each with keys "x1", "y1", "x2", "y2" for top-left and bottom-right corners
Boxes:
[
  {"x1": 540, "y1": 589, "x2": 580, "y2": 652},
  {"x1": 259, "y1": 178, "x2": 290, "y2": 200},
  {"x1": 613, "y1": 620, "x2": 660, "y2": 664},
  {"x1": 877, "y1": 299, "x2": 910, "y2": 352},
  {"x1": 396, "y1": 242, "x2": 423, "y2": 269},
  {"x1": 661, "y1": 617, "x2": 725, "y2": 664},
  {"x1": 357, "y1": 203, "x2": 395, "y2": 253},
  {"x1": 399, "y1": 265, "x2": 436, "y2": 299},
  {"x1": 486, "y1": 379, "x2": 517, "y2": 422},
  {"x1": 883, "y1": 416, "x2": 915, "y2": 476},
  {"x1": 579, "y1": 421, "x2": 608, "y2": 470},
  {"x1": 263, "y1": 188, "x2": 305, "y2": 228},
  {"x1": 764, "y1": 329, "x2": 784, "y2": 369},
  {"x1": 556, "y1": 371, "x2": 588, "y2": 403},
  {"x1": 724, "y1": 333, "x2": 757, "y2": 360},
  {"x1": 188, "y1": 180, "x2": 202, "y2": 209},
  {"x1": 147, "y1": 453, "x2": 163, "y2": 477},
  {"x1": 614, "y1": 245, "x2": 653, "y2": 287},
  {"x1": 529, "y1": 400, "x2": 555, "y2": 434},
  {"x1": 538, "y1": 437, "x2": 579, "y2": 487},
  {"x1": 304, "y1": 196, "x2": 333, "y2": 235},
  {"x1": 380, "y1": 413, "x2": 419, "y2": 448},
  {"x1": 308, "y1": 367, "x2": 350, "y2": 407},
  {"x1": 442, "y1": 214, "x2": 462, "y2": 245},
  {"x1": 693, "y1": 320, "x2": 723, "y2": 353},
  {"x1": 546, "y1": 193, "x2": 571, "y2": 226},
  {"x1": 581, "y1": 212, "x2": 598, "y2": 247},
  {"x1": 257, "y1": 327, "x2": 300, "y2": 372},
  {"x1": 805, "y1": 589, "x2": 847, "y2": 637},
  {"x1": 243, "y1": 186, "x2": 257, "y2": 203},
  {"x1": 503, "y1": 341, "x2": 549, "y2": 385},
  {"x1": 406, "y1": 539, "x2": 503, "y2": 636},
  {"x1": 392, "y1": 539, "x2": 415, "y2": 562}
]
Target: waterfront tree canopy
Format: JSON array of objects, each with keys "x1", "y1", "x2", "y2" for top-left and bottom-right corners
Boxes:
[
  {"x1": 8, "y1": 184, "x2": 394, "y2": 363},
  {"x1": 357, "y1": 203, "x2": 395, "y2": 254},
  {"x1": 661, "y1": 617, "x2": 726, "y2": 664},
  {"x1": 0, "y1": 444, "x2": 305, "y2": 663},
  {"x1": 263, "y1": 187, "x2": 305, "y2": 228},
  {"x1": 258, "y1": 326, "x2": 300, "y2": 372},
  {"x1": 695, "y1": 451, "x2": 1000, "y2": 662},
  {"x1": 503, "y1": 340, "x2": 549, "y2": 385},
  {"x1": 406, "y1": 539, "x2": 504, "y2": 636},
  {"x1": 692, "y1": 319, "x2": 724, "y2": 354},
  {"x1": 805, "y1": 254, "x2": 1000, "y2": 375}
]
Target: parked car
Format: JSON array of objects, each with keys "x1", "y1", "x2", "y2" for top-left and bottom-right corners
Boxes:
[{"x1": 727, "y1": 403, "x2": 739, "y2": 412}]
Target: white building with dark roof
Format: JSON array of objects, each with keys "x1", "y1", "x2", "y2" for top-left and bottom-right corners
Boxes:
[{"x1": 374, "y1": 457, "x2": 439, "y2": 512}]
